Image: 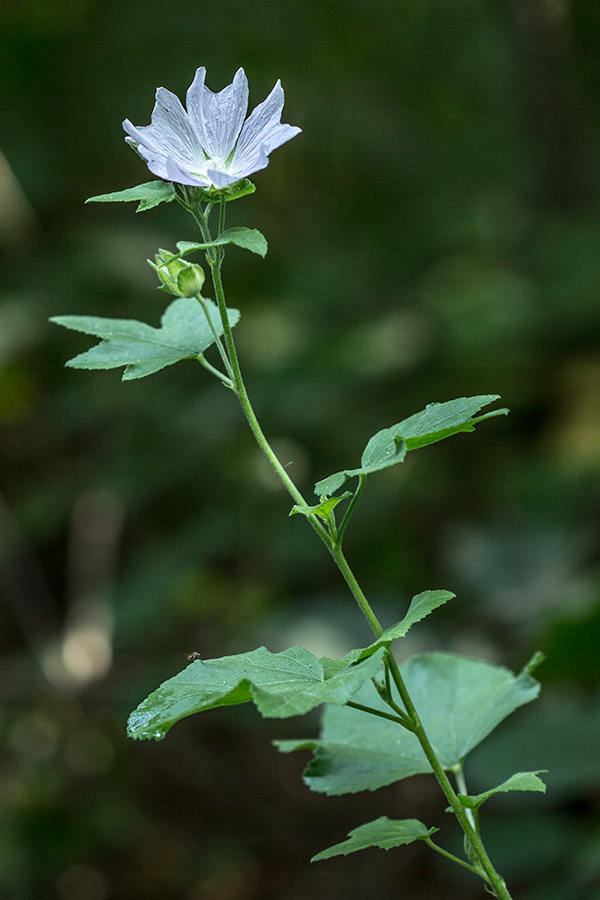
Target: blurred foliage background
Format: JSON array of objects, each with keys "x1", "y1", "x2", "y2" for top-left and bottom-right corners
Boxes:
[{"x1": 2, "y1": 0, "x2": 600, "y2": 898}]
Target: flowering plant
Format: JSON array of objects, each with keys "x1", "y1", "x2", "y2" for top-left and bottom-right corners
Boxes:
[{"x1": 52, "y1": 67, "x2": 545, "y2": 900}]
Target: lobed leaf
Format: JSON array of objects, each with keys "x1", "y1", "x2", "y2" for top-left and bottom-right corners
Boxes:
[
  {"x1": 127, "y1": 645, "x2": 386, "y2": 740},
  {"x1": 458, "y1": 771, "x2": 547, "y2": 810},
  {"x1": 85, "y1": 180, "x2": 176, "y2": 212},
  {"x1": 176, "y1": 226, "x2": 268, "y2": 258},
  {"x1": 315, "y1": 395, "x2": 508, "y2": 497},
  {"x1": 51, "y1": 297, "x2": 240, "y2": 380},
  {"x1": 277, "y1": 652, "x2": 542, "y2": 795},
  {"x1": 311, "y1": 816, "x2": 436, "y2": 862}
]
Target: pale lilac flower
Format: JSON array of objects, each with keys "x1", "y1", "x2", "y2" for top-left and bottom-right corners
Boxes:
[{"x1": 122, "y1": 67, "x2": 301, "y2": 190}]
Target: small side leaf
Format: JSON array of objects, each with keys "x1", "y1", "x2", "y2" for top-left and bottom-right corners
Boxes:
[
  {"x1": 357, "y1": 591, "x2": 455, "y2": 660},
  {"x1": 312, "y1": 817, "x2": 436, "y2": 862},
  {"x1": 290, "y1": 493, "x2": 352, "y2": 521},
  {"x1": 221, "y1": 227, "x2": 268, "y2": 256},
  {"x1": 316, "y1": 594, "x2": 453, "y2": 677},
  {"x1": 176, "y1": 226, "x2": 267, "y2": 258},
  {"x1": 51, "y1": 297, "x2": 240, "y2": 380},
  {"x1": 458, "y1": 771, "x2": 547, "y2": 810},
  {"x1": 85, "y1": 180, "x2": 176, "y2": 212},
  {"x1": 315, "y1": 395, "x2": 508, "y2": 497}
]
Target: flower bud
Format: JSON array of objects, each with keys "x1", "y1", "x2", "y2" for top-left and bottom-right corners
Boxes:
[
  {"x1": 150, "y1": 250, "x2": 205, "y2": 297},
  {"x1": 176, "y1": 264, "x2": 205, "y2": 297}
]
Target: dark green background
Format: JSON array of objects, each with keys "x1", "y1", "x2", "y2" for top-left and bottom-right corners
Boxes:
[{"x1": 2, "y1": 1, "x2": 600, "y2": 898}]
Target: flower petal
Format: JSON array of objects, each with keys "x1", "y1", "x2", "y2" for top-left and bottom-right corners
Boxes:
[
  {"x1": 127, "y1": 137, "x2": 169, "y2": 180},
  {"x1": 123, "y1": 87, "x2": 203, "y2": 171},
  {"x1": 205, "y1": 168, "x2": 244, "y2": 188},
  {"x1": 231, "y1": 144, "x2": 271, "y2": 181},
  {"x1": 164, "y1": 157, "x2": 210, "y2": 188},
  {"x1": 187, "y1": 67, "x2": 249, "y2": 161},
  {"x1": 234, "y1": 80, "x2": 301, "y2": 170}
]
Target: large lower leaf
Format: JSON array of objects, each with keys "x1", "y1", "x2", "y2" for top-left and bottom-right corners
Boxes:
[
  {"x1": 277, "y1": 652, "x2": 542, "y2": 795},
  {"x1": 127, "y1": 645, "x2": 386, "y2": 740},
  {"x1": 312, "y1": 816, "x2": 436, "y2": 862},
  {"x1": 315, "y1": 395, "x2": 508, "y2": 496},
  {"x1": 51, "y1": 297, "x2": 240, "y2": 380}
]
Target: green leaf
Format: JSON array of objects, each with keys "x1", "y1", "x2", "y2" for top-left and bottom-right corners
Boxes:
[
  {"x1": 318, "y1": 649, "x2": 365, "y2": 679},
  {"x1": 50, "y1": 297, "x2": 240, "y2": 380},
  {"x1": 359, "y1": 591, "x2": 455, "y2": 657},
  {"x1": 276, "y1": 652, "x2": 541, "y2": 795},
  {"x1": 127, "y1": 645, "x2": 386, "y2": 740},
  {"x1": 290, "y1": 493, "x2": 352, "y2": 521},
  {"x1": 85, "y1": 180, "x2": 176, "y2": 212},
  {"x1": 311, "y1": 816, "x2": 436, "y2": 862},
  {"x1": 458, "y1": 771, "x2": 547, "y2": 810},
  {"x1": 176, "y1": 226, "x2": 268, "y2": 258},
  {"x1": 315, "y1": 592, "x2": 453, "y2": 677},
  {"x1": 314, "y1": 395, "x2": 508, "y2": 497}
]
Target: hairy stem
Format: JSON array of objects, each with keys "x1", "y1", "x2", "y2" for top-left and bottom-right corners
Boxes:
[
  {"x1": 200, "y1": 200, "x2": 332, "y2": 548},
  {"x1": 192, "y1": 196, "x2": 513, "y2": 900},
  {"x1": 384, "y1": 651, "x2": 512, "y2": 898},
  {"x1": 455, "y1": 763, "x2": 477, "y2": 830}
]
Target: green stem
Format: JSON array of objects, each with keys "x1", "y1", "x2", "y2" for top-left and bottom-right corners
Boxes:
[
  {"x1": 320, "y1": 547, "x2": 512, "y2": 896},
  {"x1": 328, "y1": 542, "x2": 383, "y2": 638},
  {"x1": 212, "y1": 263, "x2": 316, "y2": 506},
  {"x1": 196, "y1": 354, "x2": 233, "y2": 387},
  {"x1": 384, "y1": 652, "x2": 511, "y2": 898},
  {"x1": 336, "y1": 474, "x2": 367, "y2": 545},
  {"x1": 190, "y1": 194, "x2": 513, "y2": 900},
  {"x1": 455, "y1": 763, "x2": 477, "y2": 830},
  {"x1": 196, "y1": 294, "x2": 234, "y2": 380},
  {"x1": 198, "y1": 201, "x2": 332, "y2": 549}
]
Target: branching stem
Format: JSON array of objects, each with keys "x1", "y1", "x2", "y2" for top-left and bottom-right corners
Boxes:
[
  {"x1": 336, "y1": 474, "x2": 367, "y2": 544},
  {"x1": 190, "y1": 193, "x2": 514, "y2": 900},
  {"x1": 425, "y1": 838, "x2": 480, "y2": 876},
  {"x1": 345, "y1": 700, "x2": 412, "y2": 728}
]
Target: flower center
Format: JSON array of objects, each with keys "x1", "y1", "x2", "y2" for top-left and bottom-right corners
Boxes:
[{"x1": 205, "y1": 156, "x2": 227, "y2": 171}]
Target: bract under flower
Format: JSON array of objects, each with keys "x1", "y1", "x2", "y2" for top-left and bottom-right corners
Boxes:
[{"x1": 123, "y1": 67, "x2": 301, "y2": 190}]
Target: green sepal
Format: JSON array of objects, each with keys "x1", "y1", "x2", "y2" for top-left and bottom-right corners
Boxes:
[
  {"x1": 50, "y1": 297, "x2": 239, "y2": 380},
  {"x1": 457, "y1": 771, "x2": 547, "y2": 811},
  {"x1": 176, "y1": 226, "x2": 267, "y2": 258},
  {"x1": 315, "y1": 395, "x2": 508, "y2": 497},
  {"x1": 149, "y1": 248, "x2": 206, "y2": 297},
  {"x1": 276, "y1": 652, "x2": 542, "y2": 795},
  {"x1": 290, "y1": 493, "x2": 352, "y2": 521},
  {"x1": 127, "y1": 645, "x2": 387, "y2": 741},
  {"x1": 311, "y1": 816, "x2": 437, "y2": 862},
  {"x1": 223, "y1": 179, "x2": 256, "y2": 201},
  {"x1": 85, "y1": 180, "x2": 176, "y2": 212}
]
